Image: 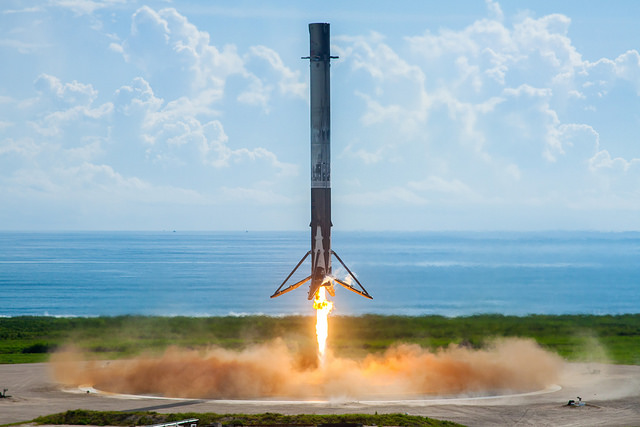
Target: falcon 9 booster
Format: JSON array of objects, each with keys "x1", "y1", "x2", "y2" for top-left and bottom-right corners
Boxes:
[{"x1": 271, "y1": 23, "x2": 372, "y2": 301}]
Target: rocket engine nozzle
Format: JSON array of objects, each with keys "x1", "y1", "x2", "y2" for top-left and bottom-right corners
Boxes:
[{"x1": 308, "y1": 273, "x2": 336, "y2": 300}]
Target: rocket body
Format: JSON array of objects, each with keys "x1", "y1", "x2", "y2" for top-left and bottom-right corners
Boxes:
[
  {"x1": 270, "y1": 23, "x2": 372, "y2": 302},
  {"x1": 308, "y1": 23, "x2": 333, "y2": 300}
]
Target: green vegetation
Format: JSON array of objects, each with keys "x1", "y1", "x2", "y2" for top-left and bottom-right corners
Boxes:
[
  {"x1": 0, "y1": 315, "x2": 315, "y2": 363},
  {"x1": 31, "y1": 409, "x2": 462, "y2": 426},
  {"x1": 331, "y1": 314, "x2": 640, "y2": 364},
  {"x1": 1, "y1": 314, "x2": 639, "y2": 364}
]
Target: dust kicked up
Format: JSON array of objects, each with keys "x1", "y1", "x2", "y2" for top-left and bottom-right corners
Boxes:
[{"x1": 52, "y1": 337, "x2": 562, "y2": 400}]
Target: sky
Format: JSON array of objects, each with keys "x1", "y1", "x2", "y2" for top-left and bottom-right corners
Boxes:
[{"x1": 1, "y1": 0, "x2": 640, "y2": 231}]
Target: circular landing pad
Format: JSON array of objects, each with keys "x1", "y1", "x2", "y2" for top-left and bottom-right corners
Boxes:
[{"x1": 65, "y1": 383, "x2": 562, "y2": 404}]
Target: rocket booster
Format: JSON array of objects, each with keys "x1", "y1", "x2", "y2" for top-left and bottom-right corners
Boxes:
[
  {"x1": 309, "y1": 23, "x2": 333, "y2": 299},
  {"x1": 271, "y1": 23, "x2": 372, "y2": 301}
]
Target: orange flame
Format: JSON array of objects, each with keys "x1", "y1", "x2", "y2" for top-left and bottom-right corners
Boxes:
[{"x1": 313, "y1": 285, "x2": 333, "y2": 366}]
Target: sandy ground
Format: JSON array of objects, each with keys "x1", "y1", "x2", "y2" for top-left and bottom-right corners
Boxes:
[{"x1": 1, "y1": 362, "x2": 640, "y2": 427}]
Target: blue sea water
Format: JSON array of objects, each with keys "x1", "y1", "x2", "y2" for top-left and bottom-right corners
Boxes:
[{"x1": 0, "y1": 231, "x2": 638, "y2": 317}]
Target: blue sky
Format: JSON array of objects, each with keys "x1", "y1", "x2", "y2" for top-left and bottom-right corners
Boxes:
[{"x1": 1, "y1": 0, "x2": 640, "y2": 231}]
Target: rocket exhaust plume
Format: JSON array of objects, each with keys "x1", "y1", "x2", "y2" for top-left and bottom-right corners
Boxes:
[{"x1": 313, "y1": 286, "x2": 333, "y2": 365}]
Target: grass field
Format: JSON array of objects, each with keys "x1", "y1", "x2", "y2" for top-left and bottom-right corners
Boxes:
[
  {"x1": 29, "y1": 409, "x2": 462, "y2": 426},
  {"x1": 0, "y1": 314, "x2": 638, "y2": 364}
]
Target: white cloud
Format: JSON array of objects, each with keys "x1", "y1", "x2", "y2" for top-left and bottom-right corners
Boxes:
[
  {"x1": 108, "y1": 42, "x2": 123, "y2": 54},
  {"x1": 344, "y1": 186, "x2": 428, "y2": 207},
  {"x1": 3, "y1": 1, "x2": 640, "y2": 230},
  {"x1": 503, "y1": 84, "x2": 552, "y2": 98},
  {"x1": 111, "y1": 77, "x2": 298, "y2": 176},
  {"x1": 344, "y1": 33, "x2": 425, "y2": 85},
  {"x1": 342, "y1": 143, "x2": 386, "y2": 165},
  {"x1": 0, "y1": 137, "x2": 41, "y2": 157},
  {"x1": 589, "y1": 149, "x2": 640, "y2": 173},
  {"x1": 6, "y1": 168, "x2": 61, "y2": 195},
  {"x1": 513, "y1": 14, "x2": 582, "y2": 72},
  {"x1": 122, "y1": 6, "x2": 248, "y2": 98},
  {"x1": 505, "y1": 164, "x2": 521, "y2": 181},
  {"x1": 4, "y1": 160, "x2": 209, "y2": 208},
  {"x1": 330, "y1": 3, "x2": 640, "y2": 226},
  {"x1": 485, "y1": 0, "x2": 504, "y2": 22},
  {"x1": 220, "y1": 186, "x2": 293, "y2": 205},
  {"x1": 2, "y1": 7, "x2": 43, "y2": 15},
  {"x1": 0, "y1": 65, "x2": 297, "y2": 226},
  {"x1": 110, "y1": 5, "x2": 302, "y2": 171},
  {"x1": 236, "y1": 75, "x2": 272, "y2": 110},
  {"x1": 65, "y1": 139, "x2": 104, "y2": 162},
  {"x1": 0, "y1": 38, "x2": 47, "y2": 54},
  {"x1": 229, "y1": 147, "x2": 298, "y2": 177},
  {"x1": 30, "y1": 75, "x2": 113, "y2": 139},
  {"x1": 115, "y1": 77, "x2": 164, "y2": 116},
  {"x1": 406, "y1": 15, "x2": 514, "y2": 64},
  {"x1": 63, "y1": 162, "x2": 147, "y2": 192},
  {"x1": 584, "y1": 50, "x2": 640, "y2": 94},
  {"x1": 408, "y1": 176, "x2": 475, "y2": 197},
  {"x1": 337, "y1": 33, "x2": 431, "y2": 143},
  {"x1": 248, "y1": 45, "x2": 306, "y2": 99},
  {"x1": 34, "y1": 73, "x2": 98, "y2": 106},
  {"x1": 51, "y1": 0, "x2": 128, "y2": 16}
]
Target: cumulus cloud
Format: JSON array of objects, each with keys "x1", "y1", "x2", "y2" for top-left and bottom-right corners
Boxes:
[
  {"x1": 50, "y1": 0, "x2": 128, "y2": 16},
  {"x1": 220, "y1": 186, "x2": 293, "y2": 205},
  {"x1": 112, "y1": 78, "x2": 296, "y2": 174},
  {"x1": 115, "y1": 4, "x2": 276, "y2": 115},
  {"x1": 0, "y1": 138, "x2": 41, "y2": 157},
  {"x1": 584, "y1": 50, "x2": 640, "y2": 95},
  {"x1": 485, "y1": 0, "x2": 504, "y2": 22},
  {"x1": 115, "y1": 77, "x2": 163, "y2": 117},
  {"x1": 119, "y1": 6, "x2": 304, "y2": 110},
  {"x1": 0, "y1": 61, "x2": 297, "y2": 229},
  {"x1": 408, "y1": 176, "x2": 477, "y2": 199},
  {"x1": 107, "y1": 6, "x2": 300, "y2": 173},
  {"x1": 248, "y1": 45, "x2": 306, "y2": 99},
  {"x1": 332, "y1": 1, "x2": 640, "y2": 222},
  {"x1": 29, "y1": 74, "x2": 113, "y2": 140},
  {"x1": 340, "y1": 33, "x2": 430, "y2": 134},
  {"x1": 342, "y1": 142, "x2": 387, "y2": 165},
  {"x1": 345, "y1": 186, "x2": 428, "y2": 207},
  {"x1": 34, "y1": 74, "x2": 98, "y2": 106},
  {"x1": 3, "y1": 0, "x2": 640, "y2": 229}
]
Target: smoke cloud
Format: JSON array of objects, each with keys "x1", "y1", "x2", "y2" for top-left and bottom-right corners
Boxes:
[{"x1": 52, "y1": 337, "x2": 562, "y2": 399}]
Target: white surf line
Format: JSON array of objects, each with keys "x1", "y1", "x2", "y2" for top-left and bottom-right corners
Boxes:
[{"x1": 63, "y1": 384, "x2": 561, "y2": 405}]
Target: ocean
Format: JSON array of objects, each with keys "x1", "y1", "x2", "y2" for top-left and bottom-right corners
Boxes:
[{"x1": 0, "y1": 231, "x2": 638, "y2": 317}]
